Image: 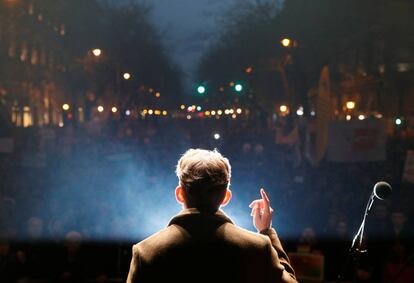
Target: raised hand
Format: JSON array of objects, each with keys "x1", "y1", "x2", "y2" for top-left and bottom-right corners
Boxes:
[{"x1": 249, "y1": 188, "x2": 274, "y2": 232}]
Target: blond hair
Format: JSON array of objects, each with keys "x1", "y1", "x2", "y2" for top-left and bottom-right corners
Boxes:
[{"x1": 176, "y1": 149, "x2": 231, "y2": 210}]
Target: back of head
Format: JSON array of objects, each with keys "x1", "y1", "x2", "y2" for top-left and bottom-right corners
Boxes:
[{"x1": 176, "y1": 149, "x2": 231, "y2": 212}]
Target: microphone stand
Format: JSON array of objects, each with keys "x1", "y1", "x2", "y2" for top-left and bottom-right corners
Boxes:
[{"x1": 337, "y1": 192, "x2": 375, "y2": 283}]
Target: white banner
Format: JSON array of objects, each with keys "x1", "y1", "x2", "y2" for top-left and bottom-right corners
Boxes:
[
  {"x1": 327, "y1": 120, "x2": 386, "y2": 162},
  {"x1": 403, "y1": 150, "x2": 414, "y2": 184}
]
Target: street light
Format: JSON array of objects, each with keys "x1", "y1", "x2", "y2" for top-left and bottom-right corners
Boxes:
[
  {"x1": 62, "y1": 104, "x2": 70, "y2": 111},
  {"x1": 280, "y1": 105, "x2": 288, "y2": 113},
  {"x1": 281, "y1": 38, "x2": 291, "y2": 48},
  {"x1": 346, "y1": 101, "x2": 356, "y2": 110},
  {"x1": 97, "y1": 105, "x2": 104, "y2": 113},
  {"x1": 123, "y1": 72, "x2": 131, "y2": 80},
  {"x1": 111, "y1": 106, "x2": 118, "y2": 113},
  {"x1": 92, "y1": 48, "x2": 102, "y2": 57}
]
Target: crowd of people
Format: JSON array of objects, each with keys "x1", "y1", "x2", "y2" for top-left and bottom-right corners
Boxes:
[{"x1": 0, "y1": 115, "x2": 413, "y2": 282}]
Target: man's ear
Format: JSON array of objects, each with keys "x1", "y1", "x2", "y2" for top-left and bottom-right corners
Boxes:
[
  {"x1": 175, "y1": 186, "x2": 185, "y2": 204},
  {"x1": 220, "y1": 189, "x2": 232, "y2": 207}
]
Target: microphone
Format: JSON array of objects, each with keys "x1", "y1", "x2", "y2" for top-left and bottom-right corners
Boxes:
[
  {"x1": 373, "y1": 181, "x2": 392, "y2": 200},
  {"x1": 337, "y1": 181, "x2": 393, "y2": 283}
]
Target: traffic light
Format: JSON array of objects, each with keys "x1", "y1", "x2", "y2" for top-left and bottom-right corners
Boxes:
[
  {"x1": 196, "y1": 85, "x2": 206, "y2": 95},
  {"x1": 234, "y1": 83, "x2": 243, "y2": 93}
]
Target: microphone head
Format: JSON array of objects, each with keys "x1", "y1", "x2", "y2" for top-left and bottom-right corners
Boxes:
[{"x1": 374, "y1": 181, "x2": 392, "y2": 200}]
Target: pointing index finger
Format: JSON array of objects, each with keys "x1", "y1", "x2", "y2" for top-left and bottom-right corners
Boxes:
[{"x1": 260, "y1": 188, "x2": 270, "y2": 206}]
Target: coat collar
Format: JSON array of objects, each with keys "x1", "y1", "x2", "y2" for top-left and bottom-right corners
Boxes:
[{"x1": 168, "y1": 208, "x2": 234, "y2": 228}]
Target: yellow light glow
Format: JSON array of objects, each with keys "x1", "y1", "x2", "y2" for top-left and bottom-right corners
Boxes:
[
  {"x1": 148, "y1": 109, "x2": 154, "y2": 115},
  {"x1": 92, "y1": 48, "x2": 102, "y2": 57},
  {"x1": 123, "y1": 73, "x2": 131, "y2": 80},
  {"x1": 217, "y1": 110, "x2": 223, "y2": 115},
  {"x1": 346, "y1": 101, "x2": 356, "y2": 110},
  {"x1": 236, "y1": 108, "x2": 242, "y2": 114},
  {"x1": 155, "y1": 110, "x2": 161, "y2": 115},
  {"x1": 211, "y1": 110, "x2": 216, "y2": 115},
  {"x1": 346, "y1": 115, "x2": 352, "y2": 121},
  {"x1": 111, "y1": 107, "x2": 118, "y2": 113},
  {"x1": 149, "y1": 88, "x2": 154, "y2": 93},
  {"x1": 180, "y1": 104, "x2": 185, "y2": 110},
  {"x1": 358, "y1": 114, "x2": 365, "y2": 121},
  {"x1": 62, "y1": 104, "x2": 70, "y2": 111},
  {"x1": 97, "y1": 106, "x2": 104, "y2": 112},
  {"x1": 229, "y1": 109, "x2": 234, "y2": 114},
  {"x1": 162, "y1": 111, "x2": 168, "y2": 116},
  {"x1": 205, "y1": 111, "x2": 211, "y2": 116},
  {"x1": 224, "y1": 109, "x2": 230, "y2": 115},
  {"x1": 281, "y1": 38, "x2": 291, "y2": 47},
  {"x1": 280, "y1": 105, "x2": 288, "y2": 113},
  {"x1": 155, "y1": 92, "x2": 161, "y2": 98}
]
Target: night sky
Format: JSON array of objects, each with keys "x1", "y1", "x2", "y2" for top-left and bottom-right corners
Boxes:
[{"x1": 145, "y1": 0, "x2": 237, "y2": 84}]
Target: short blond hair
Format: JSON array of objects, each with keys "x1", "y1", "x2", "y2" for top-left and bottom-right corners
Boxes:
[{"x1": 176, "y1": 149, "x2": 231, "y2": 210}]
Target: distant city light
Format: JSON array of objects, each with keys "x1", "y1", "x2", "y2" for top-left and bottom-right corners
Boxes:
[
  {"x1": 296, "y1": 106, "x2": 304, "y2": 116},
  {"x1": 346, "y1": 115, "x2": 352, "y2": 121},
  {"x1": 148, "y1": 109, "x2": 154, "y2": 115},
  {"x1": 78, "y1": 107, "x2": 83, "y2": 112},
  {"x1": 123, "y1": 73, "x2": 131, "y2": 80},
  {"x1": 155, "y1": 92, "x2": 161, "y2": 98},
  {"x1": 245, "y1": 67, "x2": 253, "y2": 74},
  {"x1": 236, "y1": 108, "x2": 242, "y2": 114},
  {"x1": 310, "y1": 111, "x2": 316, "y2": 116},
  {"x1": 232, "y1": 114, "x2": 237, "y2": 119},
  {"x1": 196, "y1": 106, "x2": 202, "y2": 111},
  {"x1": 346, "y1": 101, "x2": 356, "y2": 110},
  {"x1": 154, "y1": 110, "x2": 161, "y2": 115},
  {"x1": 125, "y1": 110, "x2": 131, "y2": 116},
  {"x1": 280, "y1": 105, "x2": 288, "y2": 113},
  {"x1": 358, "y1": 114, "x2": 365, "y2": 120},
  {"x1": 211, "y1": 110, "x2": 216, "y2": 115},
  {"x1": 111, "y1": 107, "x2": 118, "y2": 113},
  {"x1": 162, "y1": 111, "x2": 168, "y2": 116},
  {"x1": 92, "y1": 48, "x2": 102, "y2": 57},
  {"x1": 97, "y1": 106, "x2": 104, "y2": 112},
  {"x1": 217, "y1": 110, "x2": 223, "y2": 115},
  {"x1": 186, "y1": 115, "x2": 191, "y2": 120},
  {"x1": 395, "y1": 118, "x2": 402, "y2": 125},
  {"x1": 62, "y1": 104, "x2": 70, "y2": 111},
  {"x1": 205, "y1": 111, "x2": 211, "y2": 116},
  {"x1": 281, "y1": 38, "x2": 291, "y2": 47},
  {"x1": 187, "y1": 106, "x2": 192, "y2": 112},
  {"x1": 375, "y1": 113, "x2": 383, "y2": 119},
  {"x1": 214, "y1": 133, "x2": 220, "y2": 140},
  {"x1": 180, "y1": 104, "x2": 186, "y2": 110},
  {"x1": 224, "y1": 109, "x2": 230, "y2": 115},
  {"x1": 229, "y1": 109, "x2": 234, "y2": 114}
]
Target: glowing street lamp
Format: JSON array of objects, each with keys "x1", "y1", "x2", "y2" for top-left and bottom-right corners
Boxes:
[
  {"x1": 280, "y1": 105, "x2": 288, "y2": 113},
  {"x1": 92, "y1": 48, "x2": 102, "y2": 57},
  {"x1": 97, "y1": 105, "x2": 104, "y2": 113},
  {"x1": 111, "y1": 107, "x2": 118, "y2": 113},
  {"x1": 123, "y1": 72, "x2": 131, "y2": 80},
  {"x1": 281, "y1": 38, "x2": 291, "y2": 48},
  {"x1": 346, "y1": 101, "x2": 356, "y2": 110},
  {"x1": 62, "y1": 104, "x2": 70, "y2": 111}
]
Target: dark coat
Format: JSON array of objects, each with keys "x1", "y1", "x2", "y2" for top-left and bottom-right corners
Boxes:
[{"x1": 127, "y1": 208, "x2": 297, "y2": 283}]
